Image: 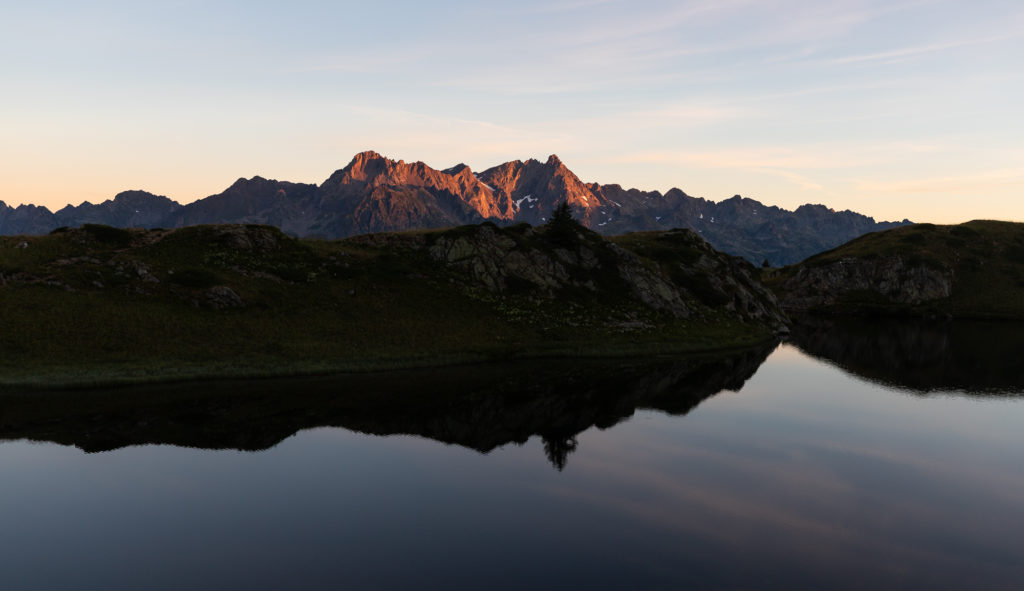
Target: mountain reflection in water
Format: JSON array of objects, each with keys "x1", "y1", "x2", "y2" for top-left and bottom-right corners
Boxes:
[
  {"x1": 3, "y1": 332, "x2": 1024, "y2": 591},
  {"x1": 789, "y1": 315, "x2": 1024, "y2": 394},
  {"x1": 0, "y1": 344, "x2": 775, "y2": 470}
]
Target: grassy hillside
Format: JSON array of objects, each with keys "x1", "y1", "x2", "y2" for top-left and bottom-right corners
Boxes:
[
  {"x1": 0, "y1": 222, "x2": 780, "y2": 388},
  {"x1": 767, "y1": 220, "x2": 1024, "y2": 318}
]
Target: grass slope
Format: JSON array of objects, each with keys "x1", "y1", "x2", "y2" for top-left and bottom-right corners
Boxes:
[{"x1": 0, "y1": 223, "x2": 776, "y2": 388}]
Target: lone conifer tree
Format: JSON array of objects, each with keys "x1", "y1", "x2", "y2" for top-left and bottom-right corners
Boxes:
[
  {"x1": 547, "y1": 200, "x2": 578, "y2": 245},
  {"x1": 550, "y1": 200, "x2": 574, "y2": 226}
]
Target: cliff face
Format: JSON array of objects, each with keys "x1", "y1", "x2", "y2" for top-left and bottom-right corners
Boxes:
[
  {"x1": 476, "y1": 154, "x2": 607, "y2": 225},
  {"x1": 778, "y1": 255, "x2": 953, "y2": 310},
  {"x1": 313, "y1": 151, "x2": 488, "y2": 236}
]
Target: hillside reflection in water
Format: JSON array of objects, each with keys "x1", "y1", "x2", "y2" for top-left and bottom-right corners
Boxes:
[
  {"x1": 790, "y1": 315, "x2": 1024, "y2": 394},
  {"x1": 1, "y1": 327, "x2": 1023, "y2": 590}
]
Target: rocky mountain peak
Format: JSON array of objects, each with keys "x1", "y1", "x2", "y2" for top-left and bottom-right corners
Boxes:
[
  {"x1": 351, "y1": 150, "x2": 386, "y2": 163},
  {"x1": 114, "y1": 189, "x2": 163, "y2": 200},
  {"x1": 444, "y1": 164, "x2": 485, "y2": 190},
  {"x1": 226, "y1": 176, "x2": 272, "y2": 190},
  {"x1": 109, "y1": 190, "x2": 178, "y2": 210},
  {"x1": 339, "y1": 150, "x2": 393, "y2": 182}
]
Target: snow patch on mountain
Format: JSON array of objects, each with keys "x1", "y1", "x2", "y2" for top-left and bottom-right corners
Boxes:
[{"x1": 514, "y1": 195, "x2": 537, "y2": 210}]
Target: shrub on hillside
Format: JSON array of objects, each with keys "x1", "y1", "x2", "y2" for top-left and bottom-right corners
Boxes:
[
  {"x1": 168, "y1": 267, "x2": 222, "y2": 289},
  {"x1": 82, "y1": 224, "x2": 133, "y2": 246}
]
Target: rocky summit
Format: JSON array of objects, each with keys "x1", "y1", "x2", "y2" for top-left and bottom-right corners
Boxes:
[{"x1": 0, "y1": 151, "x2": 909, "y2": 265}]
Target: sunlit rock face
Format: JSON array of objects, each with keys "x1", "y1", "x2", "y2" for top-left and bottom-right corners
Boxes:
[{"x1": 476, "y1": 154, "x2": 609, "y2": 225}]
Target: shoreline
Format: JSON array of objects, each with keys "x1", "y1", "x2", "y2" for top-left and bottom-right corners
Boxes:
[{"x1": 0, "y1": 332, "x2": 779, "y2": 392}]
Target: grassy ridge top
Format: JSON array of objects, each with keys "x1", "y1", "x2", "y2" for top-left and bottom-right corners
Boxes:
[
  {"x1": 767, "y1": 220, "x2": 1024, "y2": 318},
  {"x1": 0, "y1": 222, "x2": 781, "y2": 388},
  {"x1": 801, "y1": 220, "x2": 1024, "y2": 266}
]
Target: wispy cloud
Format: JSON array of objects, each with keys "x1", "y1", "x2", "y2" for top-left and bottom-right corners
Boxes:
[
  {"x1": 829, "y1": 32, "x2": 1023, "y2": 66},
  {"x1": 856, "y1": 168, "x2": 1024, "y2": 194},
  {"x1": 616, "y1": 148, "x2": 878, "y2": 170},
  {"x1": 554, "y1": 0, "x2": 757, "y2": 47},
  {"x1": 757, "y1": 169, "x2": 824, "y2": 191}
]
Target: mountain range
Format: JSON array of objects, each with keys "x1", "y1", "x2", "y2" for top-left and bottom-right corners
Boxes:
[{"x1": 0, "y1": 151, "x2": 910, "y2": 265}]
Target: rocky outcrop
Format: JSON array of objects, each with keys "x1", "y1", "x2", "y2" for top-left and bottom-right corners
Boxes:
[
  {"x1": 778, "y1": 255, "x2": 952, "y2": 310},
  {"x1": 213, "y1": 224, "x2": 286, "y2": 252},
  {"x1": 429, "y1": 225, "x2": 572, "y2": 293},
  {"x1": 615, "y1": 228, "x2": 790, "y2": 329},
  {"x1": 421, "y1": 223, "x2": 790, "y2": 328},
  {"x1": 605, "y1": 243, "x2": 689, "y2": 317},
  {"x1": 427, "y1": 224, "x2": 691, "y2": 316},
  {"x1": 203, "y1": 285, "x2": 245, "y2": 309}
]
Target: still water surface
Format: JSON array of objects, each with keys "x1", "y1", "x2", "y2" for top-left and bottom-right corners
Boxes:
[{"x1": 2, "y1": 321, "x2": 1023, "y2": 590}]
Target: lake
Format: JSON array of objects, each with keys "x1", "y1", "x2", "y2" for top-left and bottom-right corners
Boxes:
[{"x1": 1, "y1": 318, "x2": 1022, "y2": 590}]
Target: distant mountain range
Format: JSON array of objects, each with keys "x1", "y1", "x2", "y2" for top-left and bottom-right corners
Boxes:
[{"x1": 0, "y1": 151, "x2": 910, "y2": 265}]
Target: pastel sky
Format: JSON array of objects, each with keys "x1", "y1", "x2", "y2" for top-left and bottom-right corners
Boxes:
[{"x1": 2, "y1": 0, "x2": 1022, "y2": 223}]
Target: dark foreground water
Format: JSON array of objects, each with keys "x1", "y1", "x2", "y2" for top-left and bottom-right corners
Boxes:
[{"x1": 2, "y1": 319, "x2": 1023, "y2": 590}]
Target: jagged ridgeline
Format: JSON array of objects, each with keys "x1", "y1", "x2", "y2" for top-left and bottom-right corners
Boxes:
[
  {"x1": 0, "y1": 220, "x2": 787, "y2": 387},
  {"x1": 0, "y1": 151, "x2": 909, "y2": 266},
  {"x1": 767, "y1": 220, "x2": 1024, "y2": 319}
]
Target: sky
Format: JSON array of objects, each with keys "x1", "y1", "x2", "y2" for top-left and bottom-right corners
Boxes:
[{"x1": 1, "y1": 0, "x2": 1022, "y2": 224}]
